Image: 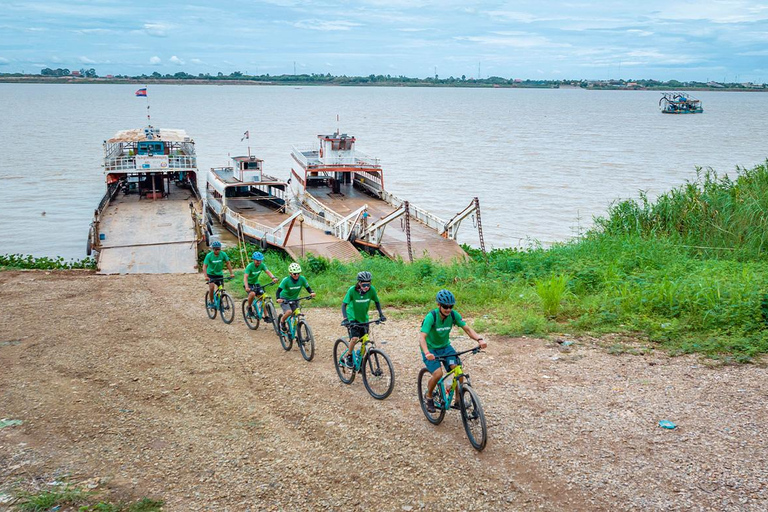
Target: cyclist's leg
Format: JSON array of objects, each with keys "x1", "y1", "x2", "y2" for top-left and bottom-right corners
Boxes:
[
  {"x1": 208, "y1": 281, "x2": 216, "y2": 303},
  {"x1": 279, "y1": 302, "x2": 293, "y2": 329},
  {"x1": 246, "y1": 289, "x2": 256, "y2": 309}
]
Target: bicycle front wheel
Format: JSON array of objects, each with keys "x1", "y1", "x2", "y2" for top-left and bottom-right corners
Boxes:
[
  {"x1": 417, "y1": 368, "x2": 445, "y2": 425},
  {"x1": 219, "y1": 292, "x2": 235, "y2": 324},
  {"x1": 362, "y1": 348, "x2": 395, "y2": 400},
  {"x1": 278, "y1": 318, "x2": 293, "y2": 351},
  {"x1": 242, "y1": 300, "x2": 260, "y2": 330},
  {"x1": 265, "y1": 302, "x2": 280, "y2": 336},
  {"x1": 205, "y1": 291, "x2": 217, "y2": 320},
  {"x1": 459, "y1": 384, "x2": 487, "y2": 452},
  {"x1": 297, "y1": 320, "x2": 315, "y2": 362},
  {"x1": 333, "y1": 339, "x2": 356, "y2": 384}
]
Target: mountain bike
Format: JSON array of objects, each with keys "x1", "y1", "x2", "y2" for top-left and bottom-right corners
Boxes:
[
  {"x1": 204, "y1": 276, "x2": 234, "y2": 324},
  {"x1": 241, "y1": 282, "x2": 277, "y2": 330},
  {"x1": 277, "y1": 296, "x2": 315, "y2": 361},
  {"x1": 417, "y1": 345, "x2": 487, "y2": 451},
  {"x1": 333, "y1": 319, "x2": 395, "y2": 400}
]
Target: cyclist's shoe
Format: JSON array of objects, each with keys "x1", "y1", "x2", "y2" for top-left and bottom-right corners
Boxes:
[
  {"x1": 450, "y1": 401, "x2": 462, "y2": 411},
  {"x1": 206, "y1": 301, "x2": 215, "y2": 309},
  {"x1": 425, "y1": 397, "x2": 436, "y2": 413},
  {"x1": 343, "y1": 353, "x2": 354, "y2": 368},
  {"x1": 280, "y1": 322, "x2": 288, "y2": 333}
]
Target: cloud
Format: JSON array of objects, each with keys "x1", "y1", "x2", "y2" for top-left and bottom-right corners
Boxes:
[
  {"x1": 143, "y1": 23, "x2": 170, "y2": 37},
  {"x1": 626, "y1": 29, "x2": 654, "y2": 37},
  {"x1": 149, "y1": 56, "x2": 161, "y2": 65},
  {"x1": 292, "y1": 20, "x2": 362, "y2": 31},
  {"x1": 0, "y1": 57, "x2": 9, "y2": 65},
  {"x1": 455, "y1": 34, "x2": 571, "y2": 49},
  {"x1": 75, "y1": 28, "x2": 114, "y2": 35},
  {"x1": 190, "y1": 58, "x2": 206, "y2": 65},
  {"x1": 79, "y1": 56, "x2": 96, "y2": 64},
  {"x1": 169, "y1": 55, "x2": 185, "y2": 66}
]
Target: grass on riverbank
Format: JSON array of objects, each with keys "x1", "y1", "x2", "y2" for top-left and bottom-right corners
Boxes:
[
  {"x1": 0, "y1": 254, "x2": 96, "y2": 271},
  {"x1": 219, "y1": 162, "x2": 768, "y2": 361}
]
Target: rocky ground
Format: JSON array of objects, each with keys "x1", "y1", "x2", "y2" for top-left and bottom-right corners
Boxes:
[{"x1": 1, "y1": 271, "x2": 767, "y2": 511}]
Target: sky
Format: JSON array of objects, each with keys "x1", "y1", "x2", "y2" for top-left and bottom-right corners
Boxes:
[{"x1": 1, "y1": 0, "x2": 767, "y2": 82}]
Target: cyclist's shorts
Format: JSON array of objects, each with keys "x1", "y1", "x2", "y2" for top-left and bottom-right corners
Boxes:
[
  {"x1": 280, "y1": 300, "x2": 299, "y2": 314},
  {"x1": 422, "y1": 344, "x2": 459, "y2": 374},
  {"x1": 347, "y1": 323, "x2": 369, "y2": 340},
  {"x1": 207, "y1": 274, "x2": 224, "y2": 286},
  {"x1": 245, "y1": 284, "x2": 265, "y2": 296}
]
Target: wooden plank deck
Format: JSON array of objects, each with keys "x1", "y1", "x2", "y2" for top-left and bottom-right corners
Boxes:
[
  {"x1": 97, "y1": 186, "x2": 199, "y2": 274},
  {"x1": 308, "y1": 184, "x2": 468, "y2": 263},
  {"x1": 226, "y1": 199, "x2": 361, "y2": 262}
]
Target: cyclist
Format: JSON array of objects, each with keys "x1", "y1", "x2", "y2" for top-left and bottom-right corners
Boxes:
[
  {"x1": 420, "y1": 289, "x2": 486, "y2": 413},
  {"x1": 341, "y1": 271, "x2": 386, "y2": 367},
  {"x1": 203, "y1": 241, "x2": 235, "y2": 307},
  {"x1": 243, "y1": 251, "x2": 278, "y2": 318},
  {"x1": 276, "y1": 262, "x2": 315, "y2": 332}
]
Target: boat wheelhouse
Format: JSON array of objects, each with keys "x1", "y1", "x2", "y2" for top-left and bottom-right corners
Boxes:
[
  {"x1": 206, "y1": 154, "x2": 360, "y2": 261},
  {"x1": 290, "y1": 131, "x2": 477, "y2": 263},
  {"x1": 659, "y1": 92, "x2": 703, "y2": 114},
  {"x1": 88, "y1": 126, "x2": 205, "y2": 274}
]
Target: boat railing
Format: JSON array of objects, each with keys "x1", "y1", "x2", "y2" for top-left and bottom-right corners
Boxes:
[
  {"x1": 226, "y1": 210, "x2": 287, "y2": 246},
  {"x1": 353, "y1": 170, "x2": 383, "y2": 197},
  {"x1": 291, "y1": 145, "x2": 381, "y2": 168},
  {"x1": 301, "y1": 192, "x2": 344, "y2": 227},
  {"x1": 104, "y1": 155, "x2": 198, "y2": 172},
  {"x1": 382, "y1": 190, "x2": 447, "y2": 232}
]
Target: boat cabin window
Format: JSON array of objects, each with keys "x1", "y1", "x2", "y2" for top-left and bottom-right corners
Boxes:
[{"x1": 137, "y1": 141, "x2": 165, "y2": 155}]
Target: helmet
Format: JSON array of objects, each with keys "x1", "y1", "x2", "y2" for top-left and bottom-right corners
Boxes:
[
  {"x1": 252, "y1": 251, "x2": 264, "y2": 261},
  {"x1": 288, "y1": 262, "x2": 302, "y2": 273},
  {"x1": 211, "y1": 240, "x2": 222, "y2": 249},
  {"x1": 436, "y1": 289, "x2": 455, "y2": 306},
  {"x1": 357, "y1": 271, "x2": 372, "y2": 282}
]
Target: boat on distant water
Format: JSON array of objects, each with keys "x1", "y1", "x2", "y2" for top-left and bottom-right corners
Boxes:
[
  {"x1": 289, "y1": 131, "x2": 481, "y2": 263},
  {"x1": 659, "y1": 92, "x2": 703, "y2": 114},
  {"x1": 87, "y1": 126, "x2": 205, "y2": 274},
  {"x1": 205, "y1": 155, "x2": 360, "y2": 261}
]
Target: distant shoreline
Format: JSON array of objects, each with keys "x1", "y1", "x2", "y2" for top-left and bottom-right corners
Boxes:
[{"x1": 0, "y1": 76, "x2": 765, "y2": 91}]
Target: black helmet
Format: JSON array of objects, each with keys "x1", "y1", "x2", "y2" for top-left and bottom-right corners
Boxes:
[{"x1": 357, "y1": 271, "x2": 372, "y2": 282}]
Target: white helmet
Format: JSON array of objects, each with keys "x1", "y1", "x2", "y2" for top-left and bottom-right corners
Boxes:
[{"x1": 289, "y1": 262, "x2": 302, "y2": 273}]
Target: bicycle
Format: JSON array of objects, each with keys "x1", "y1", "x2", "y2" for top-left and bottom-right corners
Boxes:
[
  {"x1": 333, "y1": 319, "x2": 395, "y2": 400},
  {"x1": 204, "y1": 276, "x2": 235, "y2": 324},
  {"x1": 276, "y1": 296, "x2": 315, "y2": 361},
  {"x1": 241, "y1": 282, "x2": 278, "y2": 330},
  {"x1": 417, "y1": 345, "x2": 487, "y2": 451}
]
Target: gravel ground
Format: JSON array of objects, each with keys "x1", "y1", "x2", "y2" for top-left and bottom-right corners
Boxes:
[{"x1": 1, "y1": 271, "x2": 767, "y2": 511}]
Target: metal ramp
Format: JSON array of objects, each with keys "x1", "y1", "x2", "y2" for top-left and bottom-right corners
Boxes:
[
  {"x1": 283, "y1": 225, "x2": 361, "y2": 262},
  {"x1": 96, "y1": 194, "x2": 199, "y2": 274}
]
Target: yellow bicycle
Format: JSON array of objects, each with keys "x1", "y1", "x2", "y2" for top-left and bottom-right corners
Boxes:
[{"x1": 333, "y1": 319, "x2": 395, "y2": 400}]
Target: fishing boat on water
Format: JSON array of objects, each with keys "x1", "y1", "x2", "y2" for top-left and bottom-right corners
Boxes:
[
  {"x1": 289, "y1": 131, "x2": 482, "y2": 263},
  {"x1": 87, "y1": 126, "x2": 205, "y2": 274},
  {"x1": 659, "y1": 92, "x2": 703, "y2": 114},
  {"x1": 206, "y1": 155, "x2": 360, "y2": 261}
]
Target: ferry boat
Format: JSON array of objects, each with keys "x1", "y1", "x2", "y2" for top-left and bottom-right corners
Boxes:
[
  {"x1": 87, "y1": 126, "x2": 205, "y2": 274},
  {"x1": 206, "y1": 155, "x2": 360, "y2": 261},
  {"x1": 289, "y1": 132, "x2": 477, "y2": 263},
  {"x1": 659, "y1": 92, "x2": 703, "y2": 114}
]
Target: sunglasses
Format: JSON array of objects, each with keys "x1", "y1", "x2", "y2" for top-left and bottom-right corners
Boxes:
[
  {"x1": 290, "y1": 272, "x2": 300, "y2": 276},
  {"x1": 439, "y1": 304, "x2": 454, "y2": 310},
  {"x1": 360, "y1": 282, "x2": 371, "y2": 288}
]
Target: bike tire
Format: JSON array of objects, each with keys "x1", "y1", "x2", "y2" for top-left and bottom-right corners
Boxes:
[
  {"x1": 265, "y1": 302, "x2": 280, "y2": 337},
  {"x1": 278, "y1": 318, "x2": 293, "y2": 351},
  {"x1": 333, "y1": 338, "x2": 356, "y2": 384},
  {"x1": 219, "y1": 292, "x2": 235, "y2": 324},
  {"x1": 242, "y1": 300, "x2": 260, "y2": 330},
  {"x1": 362, "y1": 348, "x2": 395, "y2": 400},
  {"x1": 205, "y1": 291, "x2": 217, "y2": 320},
  {"x1": 417, "y1": 368, "x2": 445, "y2": 425},
  {"x1": 459, "y1": 384, "x2": 488, "y2": 452},
  {"x1": 297, "y1": 320, "x2": 315, "y2": 362}
]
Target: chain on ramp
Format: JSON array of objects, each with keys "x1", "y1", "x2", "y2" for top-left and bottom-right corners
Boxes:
[
  {"x1": 404, "y1": 201, "x2": 413, "y2": 263},
  {"x1": 474, "y1": 197, "x2": 487, "y2": 259}
]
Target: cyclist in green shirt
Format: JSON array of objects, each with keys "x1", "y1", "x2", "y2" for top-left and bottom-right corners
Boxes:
[
  {"x1": 202, "y1": 241, "x2": 235, "y2": 307},
  {"x1": 340, "y1": 271, "x2": 386, "y2": 367},
  {"x1": 243, "y1": 251, "x2": 278, "y2": 318},
  {"x1": 276, "y1": 262, "x2": 315, "y2": 332},
  {"x1": 420, "y1": 289, "x2": 486, "y2": 413}
]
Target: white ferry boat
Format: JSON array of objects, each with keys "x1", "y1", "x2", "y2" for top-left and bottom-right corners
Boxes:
[{"x1": 88, "y1": 126, "x2": 204, "y2": 274}]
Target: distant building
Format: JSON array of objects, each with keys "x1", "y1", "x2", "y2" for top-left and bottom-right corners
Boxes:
[{"x1": 71, "y1": 70, "x2": 81, "y2": 77}]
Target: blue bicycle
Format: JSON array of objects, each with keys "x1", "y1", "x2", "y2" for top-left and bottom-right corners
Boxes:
[
  {"x1": 204, "y1": 276, "x2": 234, "y2": 324},
  {"x1": 241, "y1": 282, "x2": 277, "y2": 330},
  {"x1": 277, "y1": 296, "x2": 315, "y2": 362}
]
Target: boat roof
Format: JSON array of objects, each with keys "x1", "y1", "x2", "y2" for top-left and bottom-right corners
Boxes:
[
  {"x1": 232, "y1": 155, "x2": 264, "y2": 163},
  {"x1": 108, "y1": 128, "x2": 192, "y2": 143}
]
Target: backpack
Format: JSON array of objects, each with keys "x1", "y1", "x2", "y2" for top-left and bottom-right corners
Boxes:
[{"x1": 421, "y1": 309, "x2": 458, "y2": 331}]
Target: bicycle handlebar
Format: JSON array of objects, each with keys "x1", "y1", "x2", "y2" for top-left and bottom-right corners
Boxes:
[
  {"x1": 346, "y1": 318, "x2": 385, "y2": 327},
  {"x1": 204, "y1": 275, "x2": 234, "y2": 283},
  {"x1": 279, "y1": 296, "x2": 313, "y2": 303},
  {"x1": 432, "y1": 346, "x2": 483, "y2": 361}
]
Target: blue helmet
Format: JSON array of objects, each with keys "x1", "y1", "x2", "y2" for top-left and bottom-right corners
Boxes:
[
  {"x1": 211, "y1": 240, "x2": 222, "y2": 249},
  {"x1": 436, "y1": 289, "x2": 455, "y2": 306},
  {"x1": 252, "y1": 251, "x2": 264, "y2": 261}
]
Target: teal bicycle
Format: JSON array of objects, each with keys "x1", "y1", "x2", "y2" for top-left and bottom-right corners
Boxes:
[
  {"x1": 417, "y1": 344, "x2": 487, "y2": 451},
  {"x1": 241, "y1": 282, "x2": 277, "y2": 330},
  {"x1": 204, "y1": 276, "x2": 234, "y2": 324},
  {"x1": 277, "y1": 296, "x2": 315, "y2": 362},
  {"x1": 333, "y1": 319, "x2": 395, "y2": 400}
]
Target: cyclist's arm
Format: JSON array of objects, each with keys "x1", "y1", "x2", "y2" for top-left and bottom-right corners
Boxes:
[
  {"x1": 305, "y1": 283, "x2": 315, "y2": 297},
  {"x1": 226, "y1": 260, "x2": 234, "y2": 277},
  {"x1": 243, "y1": 272, "x2": 249, "y2": 289},
  {"x1": 341, "y1": 302, "x2": 348, "y2": 322},
  {"x1": 266, "y1": 270, "x2": 277, "y2": 282},
  {"x1": 462, "y1": 325, "x2": 486, "y2": 348},
  {"x1": 276, "y1": 286, "x2": 284, "y2": 301},
  {"x1": 202, "y1": 264, "x2": 208, "y2": 277},
  {"x1": 374, "y1": 301, "x2": 384, "y2": 319},
  {"x1": 419, "y1": 332, "x2": 434, "y2": 359}
]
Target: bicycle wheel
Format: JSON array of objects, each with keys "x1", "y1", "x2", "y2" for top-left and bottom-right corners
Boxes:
[
  {"x1": 362, "y1": 349, "x2": 395, "y2": 400},
  {"x1": 459, "y1": 384, "x2": 487, "y2": 452},
  {"x1": 417, "y1": 368, "x2": 445, "y2": 425},
  {"x1": 278, "y1": 317, "x2": 293, "y2": 351},
  {"x1": 219, "y1": 292, "x2": 235, "y2": 324},
  {"x1": 205, "y1": 291, "x2": 217, "y2": 320},
  {"x1": 297, "y1": 320, "x2": 315, "y2": 362},
  {"x1": 265, "y1": 302, "x2": 280, "y2": 336},
  {"x1": 242, "y1": 300, "x2": 260, "y2": 330},
  {"x1": 333, "y1": 338, "x2": 356, "y2": 384}
]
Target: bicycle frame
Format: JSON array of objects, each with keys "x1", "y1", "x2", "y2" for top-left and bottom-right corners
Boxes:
[
  {"x1": 343, "y1": 320, "x2": 381, "y2": 371},
  {"x1": 281, "y1": 296, "x2": 311, "y2": 338},
  {"x1": 431, "y1": 347, "x2": 480, "y2": 411},
  {"x1": 247, "y1": 282, "x2": 275, "y2": 317}
]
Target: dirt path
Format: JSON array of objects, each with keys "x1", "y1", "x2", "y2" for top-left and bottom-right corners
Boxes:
[{"x1": 1, "y1": 271, "x2": 767, "y2": 511}]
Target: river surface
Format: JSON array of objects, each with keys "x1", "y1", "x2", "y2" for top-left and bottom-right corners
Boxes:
[{"x1": 1, "y1": 84, "x2": 766, "y2": 260}]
